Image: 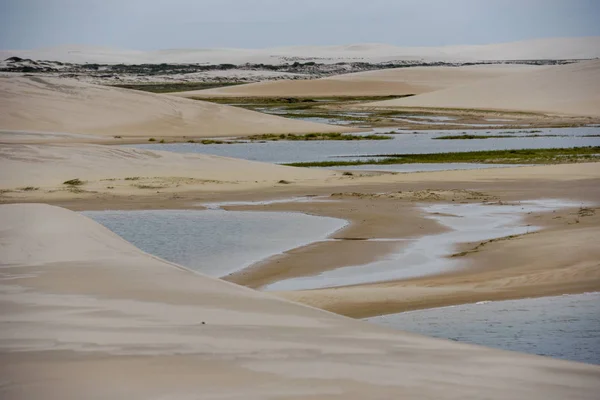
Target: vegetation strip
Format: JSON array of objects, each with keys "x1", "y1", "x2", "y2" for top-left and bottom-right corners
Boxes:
[
  {"x1": 247, "y1": 133, "x2": 392, "y2": 141},
  {"x1": 112, "y1": 82, "x2": 245, "y2": 93},
  {"x1": 284, "y1": 146, "x2": 600, "y2": 167}
]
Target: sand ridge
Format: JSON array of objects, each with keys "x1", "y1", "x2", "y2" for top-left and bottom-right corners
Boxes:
[
  {"x1": 0, "y1": 76, "x2": 353, "y2": 141},
  {"x1": 172, "y1": 64, "x2": 542, "y2": 98},
  {"x1": 364, "y1": 60, "x2": 600, "y2": 117},
  {"x1": 1, "y1": 203, "x2": 599, "y2": 399},
  {"x1": 0, "y1": 143, "x2": 338, "y2": 190},
  {"x1": 3, "y1": 37, "x2": 599, "y2": 64}
]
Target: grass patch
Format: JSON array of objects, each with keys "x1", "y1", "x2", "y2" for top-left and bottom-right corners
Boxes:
[
  {"x1": 201, "y1": 95, "x2": 409, "y2": 106},
  {"x1": 201, "y1": 139, "x2": 226, "y2": 144},
  {"x1": 148, "y1": 138, "x2": 156, "y2": 142},
  {"x1": 134, "y1": 184, "x2": 166, "y2": 189},
  {"x1": 284, "y1": 146, "x2": 600, "y2": 167},
  {"x1": 63, "y1": 178, "x2": 84, "y2": 186},
  {"x1": 434, "y1": 134, "x2": 515, "y2": 140},
  {"x1": 112, "y1": 82, "x2": 245, "y2": 93},
  {"x1": 19, "y1": 186, "x2": 39, "y2": 191},
  {"x1": 248, "y1": 132, "x2": 392, "y2": 141},
  {"x1": 124, "y1": 177, "x2": 140, "y2": 181}
]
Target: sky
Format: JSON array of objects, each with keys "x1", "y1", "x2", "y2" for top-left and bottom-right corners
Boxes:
[{"x1": 1, "y1": 0, "x2": 599, "y2": 50}]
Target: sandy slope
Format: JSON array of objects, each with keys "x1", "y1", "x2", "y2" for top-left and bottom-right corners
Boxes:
[
  {"x1": 0, "y1": 76, "x2": 351, "y2": 140},
  {"x1": 2, "y1": 37, "x2": 599, "y2": 64},
  {"x1": 1, "y1": 203, "x2": 599, "y2": 399},
  {"x1": 0, "y1": 144, "x2": 336, "y2": 189},
  {"x1": 172, "y1": 64, "x2": 541, "y2": 98},
  {"x1": 365, "y1": 60, "x2": 600, "y2": 117}
]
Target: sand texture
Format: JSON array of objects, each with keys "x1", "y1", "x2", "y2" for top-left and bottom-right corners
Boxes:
[
  {"x1": 0, "y1": 143, "x2": 337, "y2": 190},
  {"x1": 365, "y1": 60, "x2": 600, "y2": 117},
  {"x1": 0, "y1": 76, "x2": 352, "y2": 141},
  {"x1": 1, "y1": 203, "x2": 599, "y2": 399},
  {"x1": 172, "y1": 64, "x2": 541, "y2": 98}
]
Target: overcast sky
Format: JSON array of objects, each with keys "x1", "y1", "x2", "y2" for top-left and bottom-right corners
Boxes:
[{"x1": 1, "y1": 0, "x2": 599, "y2": 50}]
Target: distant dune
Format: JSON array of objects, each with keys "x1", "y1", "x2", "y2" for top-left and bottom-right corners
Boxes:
[
  {"x1": 2, "y1": 37, "x2": 599, "y2": 64},
  {"x1": 173, "y1": 64, "x2": 541, "y2": 98},
  {"x1": 0, "y1": 76, "x2": 351, "y2": 140},
  {"x1": 365, "y1": 60, "x2": 600, "y2": 117}
]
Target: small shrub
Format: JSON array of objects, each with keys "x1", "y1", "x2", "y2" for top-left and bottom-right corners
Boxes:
[
  {"x1": 113, "y1": 135, "x2": 122, "y2": 139},
  {"x1": 63, "y1": 179, "x2": 84, "y2": 186},
  {"x1": 187, "y1": 140, "x2": 195, "y2": 143},
  {"x1": 124, "y1": 177, "x2": 140, "y2": 181},
  {"x1": 159, "y1": 139, "x2": 165, "y2": 143},
  {"x1": 278, "y1": 180, "x2": 291, "y2": 184},
  {"x1": 342, "y1": 172, "x2": 354, "y2": 176},
  {"x1": 148, "y1": 138, "x2": 156, "y2": 142},
  {"x1": 19, "y1": 186, "x2": 39, "y2": 191}
]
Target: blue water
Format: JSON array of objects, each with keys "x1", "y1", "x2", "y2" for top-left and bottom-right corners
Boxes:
[
  {"x1": 128, "y1": 127, "x2": 600, "y2": 164},
  {"x1": 82, "y1": 209, "x2": 346, "y2": 277},
  {"x1": 366, "y1": 293, "x2": 600, "y2": 365}
]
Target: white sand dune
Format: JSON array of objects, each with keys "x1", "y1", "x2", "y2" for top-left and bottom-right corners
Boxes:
[
  {"x1": 365, "y1": 60, "x2": 600, "y2": 117},
  {"x1": 1, "y1": 203, "x2": 599, "y2": 399},
  {"x1": 174, "y1": 64, "x2": 541, "y2": 98},
  {"x1": 2, "y1": 37, "x2": 599, "y2": 64},
  {"x1": 0, "y1": 144, "x2": 336, "y2": 189},
  {"x1": 0, "y1": 76, "x2": 351, "y2": 140}
]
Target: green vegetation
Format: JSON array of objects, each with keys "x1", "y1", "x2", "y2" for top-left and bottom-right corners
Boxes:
[
  {"x1": 284, "y1": 147, "x2": 600, "y2": 167},
  {"x1": 434, "y1": 134, "x2": 514, "y2": 140},
  {"x1": 112, "y1": 82, "x2": 245, "y2": 93},
  {"x1": 201, "y1": 139, "x2": 227, "y2": 144},
  {"x1": 200, "y1": 95, "x2": 410, "y2": 106},
  {"x1": 19, "y1": 186, "x2": 39, "y2": 191},
  {"x1": 148, "y1": 138, "x2": 156, "y2": 142},
  {"x1": 124, "y1": 177, "x2": 140, "y2": 181},
  {"x1": 63, "y1": 178, "x2": 84, "y2": 186},
  {"x1": 248, "y1": 132, "x2": 392, "y2": 141}
]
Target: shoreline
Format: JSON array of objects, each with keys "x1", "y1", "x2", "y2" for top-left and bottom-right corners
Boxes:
[
  {"x1": 4, "y1": 163, "x2": 598, "y2": 319},
  {"x1": 2, "y1": 203, "x2": 599, "y2": 398}
]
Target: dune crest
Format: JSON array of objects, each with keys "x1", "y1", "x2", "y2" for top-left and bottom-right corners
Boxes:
[
  {"x1": 0, "y1": 76, "x2": 352, "y2": 140},
  {"x1": 2, "y1": 37, "x2": 599, "y2": 64},
  {"x1": 1, "y1": 203, "x2": 599, "y2": 399},
  {"x1": 175, "y1": 64, "x2": 541, "y2": 98},
  {"x1": 365, "y1": 60, "x2": 600, "y2": 117}
]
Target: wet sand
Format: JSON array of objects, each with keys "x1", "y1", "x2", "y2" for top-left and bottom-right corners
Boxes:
[{"x1": 5, "y1": 162, "x2": 599, "y2": 320}]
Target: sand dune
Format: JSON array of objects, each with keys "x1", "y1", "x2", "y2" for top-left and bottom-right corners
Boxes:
[
  {"x1": 174, "y1": 64, "x2": 541, "y2": 98},
  {"x1": 365, "y1": 60, "x2": 600, "y2": 117},
  {"x1": 0, "y1": 144, "x2": 336, "y2": 189},
  {"x1": 1, "y1": 203, "x2": 599, "y2": 399},
  {"x1": 0, "y1": 76, "x2": 351, "y2": 141},
  {"x1": 2, "y1": 37, "x2": 599, "y2": 64}
]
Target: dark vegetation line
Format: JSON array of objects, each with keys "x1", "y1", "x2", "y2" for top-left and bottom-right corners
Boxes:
[
  {"x1": 283, "y1": 147, "x2": 600, "y2": 167},
  {"x1": 247, "y1": 133, "x2": 392, "y2": 141},
  {"x1": 112, "y1": 82, "x2": 245, "y2": 93}
]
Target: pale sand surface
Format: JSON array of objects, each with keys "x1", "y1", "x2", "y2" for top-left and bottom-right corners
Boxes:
[
  {"x1": 172, "y1": 64, "x2": 541, "y2": 98},
  {"x1": 0, "y1": 76, "x2": 352, "y2": 141},
  {"x1": 3, "y1": 37, "x2": 599, "y2": 64},
  {"x1": 1, "y1": 203, "x2": 599, "y2": 399},
  {"x1": 0, "y1": 143, "x2": 337, "y2": 190},
  {"x1": 2, "y1": 141, "x2": 599, "y2": 198},
  {"x1": 3, "y1": 153, "x2": 598, "y2": 319},
  {"x1": 365, "y1": 60, "x2": 600, "y2": 117}
]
